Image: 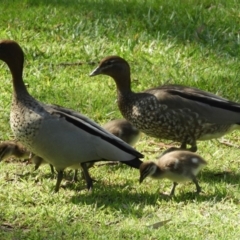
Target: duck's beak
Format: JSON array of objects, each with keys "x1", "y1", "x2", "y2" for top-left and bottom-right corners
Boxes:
[{"x1": 89, "y1": 66, "x2": 101, "y2": 77}]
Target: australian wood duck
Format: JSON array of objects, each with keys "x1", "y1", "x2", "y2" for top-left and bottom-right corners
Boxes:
[
  {"x1": 0, "y1": 119, "x2": 139, "y2": 182},
  {"x1": 0, "y1": 40, "x2": 143, "y2": 192},
  {"x1": 139, "y1": 150, "x2": 207, "y2": 195},
  {"x1": 90, "y1": 56, "x2": 240, "y2": 152}
]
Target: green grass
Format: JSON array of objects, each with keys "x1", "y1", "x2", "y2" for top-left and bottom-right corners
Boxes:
[{"x1": 0, "y1": 0, "x2": 240, "y2": 239}]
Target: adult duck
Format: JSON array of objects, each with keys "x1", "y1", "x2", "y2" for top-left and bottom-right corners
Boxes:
[
  {"x1": 90, "y1": 56, "x2": 240, "y2": 151},
  {"x1": 0, "y1": 40, "x2": 143, "y2": 192}
]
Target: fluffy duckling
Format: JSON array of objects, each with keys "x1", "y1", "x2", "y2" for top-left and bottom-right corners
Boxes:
[
  {"x1": 90, "y1": 56, "x2": 240, "y2": 152},
  {"x1": 103, "y1": 119, "x2": 140, "y2": 146},
  {"x1": 139, "y1": 150, "x2": 207, "y2": 195},
  {"x1": 0, "y1": 141, "x2": 30, "y2": 161}
]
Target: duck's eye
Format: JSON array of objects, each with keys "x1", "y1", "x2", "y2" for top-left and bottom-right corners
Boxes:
[{"x1": 105, "y1": 60, "x2": 115, "y2": 66}]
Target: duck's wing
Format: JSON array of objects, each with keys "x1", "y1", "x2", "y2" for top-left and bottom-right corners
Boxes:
[
  {"x1": 45, "y1": 104, "x2": 144, "y2": 159},
  {"x1": 160, "y1": 84, "x2": 240, "y2": 110},
  {"x1": 145, "y1": 84, "x2": 240, "y2": 124}
]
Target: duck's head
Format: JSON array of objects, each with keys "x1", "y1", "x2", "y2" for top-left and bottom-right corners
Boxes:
[
  {"x1": 0, "y1": 40, "x2": 24, "y2": 68},
  {"x1": 139, "y1": 161, "x2": 157, "y2": 183},
  {"x1": 90, "y1": 56, "x2": 130, "y2": 79}
]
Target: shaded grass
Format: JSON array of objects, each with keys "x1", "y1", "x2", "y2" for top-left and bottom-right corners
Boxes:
[{"x1": 0, "y1": 0, "x2": 240, "y2": 239}]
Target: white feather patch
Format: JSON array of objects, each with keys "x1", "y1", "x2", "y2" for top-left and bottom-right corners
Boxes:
[{"x1": 191, "y1": 158, "x2": 199, "y2": 164}]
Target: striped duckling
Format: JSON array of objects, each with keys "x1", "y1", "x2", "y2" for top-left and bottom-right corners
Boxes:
[
  {"x1": 139, "y1": 150, "x2": 207, "y2": 195},
  {"x1": 0, "y1": 141, "x2": 30, "y2": 161},
  {"x1": 90, "y1": 56, "x2": 240, "y2": 152},
  {"x1": 0, "y1": 40, "x2": 143, "y2": 192}
]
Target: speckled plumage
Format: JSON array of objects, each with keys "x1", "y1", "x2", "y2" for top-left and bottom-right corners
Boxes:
[
  {"x1": 90, "y1": 56, "x2": 240, "y2": 151},
  {"x1": 10, "y1": 97, "x2": 46, "y2": 149},
  {"x1": 118, "y1": 93, "x2": 236, "y2": 146}
]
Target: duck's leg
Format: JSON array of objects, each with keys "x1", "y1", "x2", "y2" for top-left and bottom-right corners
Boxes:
[
  {"x1": 180, "y1": 142, "x2": 187, "y2": 149},
  {"x1": 192, "y1": 176, "x2": 201, "y2": 193},
  {"x1": 189, "y1": 145, "x2": 197, "y2": 152},
  {"x1": 170, "y1": 182, "x2": 178, "y2": 196},
  {"x1": 33, "y1": 156, "x2": 44, "y2": 171},
  {"x1": 55, "y1": 170, "x2": 64, "y2": 192},
  {"x1": 181, "y1": 141, "x2": 197, "y2": 152},
  {"x1": 72, "y1": 169, "x2": 78, "y2": 182},
  {"x1": 80, "y1": 163, "x2": 93, "y2": 191},
  {"x1": 34, "y1": 161, "x2": 41, "y2": 171},
  {"x1": 50, "y1": 164, "x2": 55, "y2": 175}
]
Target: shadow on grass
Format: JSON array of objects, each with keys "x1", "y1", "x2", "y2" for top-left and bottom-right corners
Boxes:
[
  {"x1": 67, "y1": 173, "x2": 239, "y2": 217},
  {"x1": 10, "y1": 163, "x2": 239, "y2": 216},
  {"x1": 201, "y1": 169, "x2": 240, "y2": 184},
  {"x1": 70, "y1": 181, "x2": 160, "y2": 218},
  {"x1": 23, "y1": 0, "x2": 240, "y2": 59}
]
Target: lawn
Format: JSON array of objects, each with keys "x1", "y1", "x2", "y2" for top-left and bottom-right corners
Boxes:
[{"x1": 0, "y1": 0, "x2": 240, "y2": 239}]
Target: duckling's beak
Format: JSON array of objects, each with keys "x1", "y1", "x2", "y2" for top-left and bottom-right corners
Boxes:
[{"x1": 89, "y1": 66, "x2": 102, "y2": 76}]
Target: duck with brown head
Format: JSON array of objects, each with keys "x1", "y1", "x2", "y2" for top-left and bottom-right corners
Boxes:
[
  {"x1": 0, "y1": 40, "x2": 144, "y2": 192},
  {"x1": 90, "y1": 56, "x2": 240, "y2": 152}
]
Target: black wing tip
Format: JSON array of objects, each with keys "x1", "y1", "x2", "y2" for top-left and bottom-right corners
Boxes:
[{"x1": 121, "y1": 158, "x2": 143, "y2": 169}]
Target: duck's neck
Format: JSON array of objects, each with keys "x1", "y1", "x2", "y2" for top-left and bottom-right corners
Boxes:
[
  {"x1": 8, "y1": 60, "x2": 29, "y2": 99},
  {"x1": 112, "y1": 73, "x2": 132, "y2": 101}
]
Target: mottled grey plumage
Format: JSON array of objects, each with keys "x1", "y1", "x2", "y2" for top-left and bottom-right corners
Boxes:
[
  {"x1": 90, "y1": 56, "x2": 240, "y2": 151},
  {"x1": 139, "y1": 150, "x2": 207, "y2": 195},
  {"x1": 0, "y1": 40, "x2": 143, "y2": 192}
]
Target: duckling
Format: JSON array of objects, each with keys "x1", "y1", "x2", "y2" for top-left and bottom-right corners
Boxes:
[
  {"x1": 0, "y1": 141, "x2": 55, "y2": 174},
  {"x1": 90, "y1": 56, "x2": 240, "y2": 152},
  {"x1": 139, "y1": 150, "x2": 207, "y2": 195},
  {"x1": 0, "y1": 40, "x2": 143, "y2": 192},
  {"x1": 0, "y1": 141, "x2": 30, "y2": 161},
  {"x1": 103, "y1": 119, "x2": 140, "y2": 146}
]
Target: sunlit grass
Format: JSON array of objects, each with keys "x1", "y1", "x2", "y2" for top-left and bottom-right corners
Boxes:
[{"x1": 0, "y1": 0, "x2": 240, "y2": 239}]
